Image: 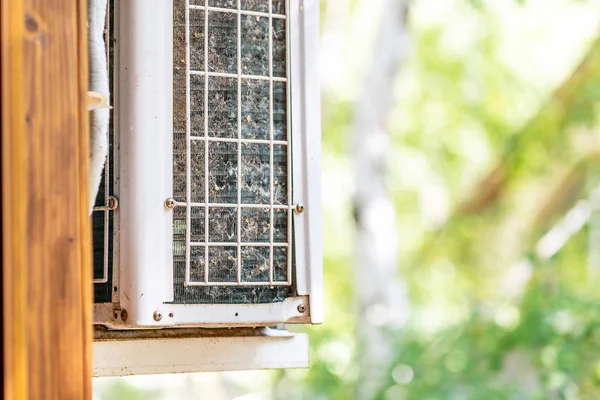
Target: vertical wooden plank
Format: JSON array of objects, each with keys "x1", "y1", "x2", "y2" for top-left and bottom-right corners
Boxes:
[
  {"x1": 78, "y1": 1, "x2": 93, "y2": 397},
  {"x1": 2, "y1": 0, "x2": 92, "y2": 398},
  {"x1": 1, "y1": 0, "x2": 29, "y2": 398}
]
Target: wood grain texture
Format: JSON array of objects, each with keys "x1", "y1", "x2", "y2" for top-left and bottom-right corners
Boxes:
[
  {"x1": 2, "y1": 0, "x2": 92, "y2": 398},
  {"x1": 2, "y1": 1, "x2": 29, "y2": 398}
]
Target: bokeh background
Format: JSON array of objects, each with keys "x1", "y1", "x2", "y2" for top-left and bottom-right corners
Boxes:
[{"x1": 95, "y1": 0, "x2": 600, "y2": 398}]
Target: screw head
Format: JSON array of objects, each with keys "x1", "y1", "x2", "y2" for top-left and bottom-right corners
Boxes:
[
  {"x1": 153, "y1": 310, "x2": 163, "y2": 321},
  {"x1": 107, "y1": 196, "x2": 119, "y2": 210},
  {"x1": 297, "y1": 304, "x2": 306, "y2": 313},
  {"x1": 165, "y1": 197, "x2": 176, "y2": 209},
  {"x1": 294, "y1": 203, "x2": 305, "y2": 214},
  {"x1": 120, "y1": 309, "x2": 128, "y2": 322}
]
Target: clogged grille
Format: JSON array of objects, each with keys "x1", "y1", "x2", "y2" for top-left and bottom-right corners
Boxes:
[{"x1": 172, "y1": 0, "x2": 293, "y2": 304}]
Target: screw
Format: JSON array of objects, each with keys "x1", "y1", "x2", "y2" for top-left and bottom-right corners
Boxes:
[
  {"x1": 153, "y1": 310, "x2": 163, "y2": 321},
  {"x1": 294, "y1": 203, "x2": 305, "y2": 214},
  {"x1": 107, "y1": 196, "x2": 119, "y2": 210},
  {"x1": 120, "y1": 309, "x2": 128, "y2": 322},
  {"x1": 165, "y1": 198, "x2": 176, "y2": 209},
  {"x1": 297, "y1": 304, "x2": 306, "y2": 313}
]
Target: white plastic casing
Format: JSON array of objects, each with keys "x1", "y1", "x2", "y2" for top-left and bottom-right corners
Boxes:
[{"x1": 117, "y1": 0, "x2": 175, "y2": 327}]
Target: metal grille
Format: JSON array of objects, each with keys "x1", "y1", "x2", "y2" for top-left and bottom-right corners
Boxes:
[{"x1": 172, "y1": 0, "x2": 292, "y2": 298}]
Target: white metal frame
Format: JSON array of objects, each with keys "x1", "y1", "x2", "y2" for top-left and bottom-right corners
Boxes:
[
  {"x1": 96, "y1": 0, "x2": 321, "y2": 328},
  {"x1": 289, "y1": 0, "x2": 322, "y2": 324},
  {"x1": 117, "y1": 0, "x2": 175, "y2": 327},
  {"x1": 93, "y1": 332, "x2": 309, "y2": 377}
]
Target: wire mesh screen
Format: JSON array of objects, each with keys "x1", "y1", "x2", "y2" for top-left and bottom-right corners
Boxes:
[{"x1": 172, "y1": 0, "x2": 293, "y2": 304}]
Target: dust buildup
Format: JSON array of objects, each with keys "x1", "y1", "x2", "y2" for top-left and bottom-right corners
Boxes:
[
  {"x1": 273, "y1": 0, "x2": 285, "y2": 15},
  {"x1": 208, "y1": 12, "x2": 237, "y2": 74},
  {"x1": 272, "y1": 19, "x2": 286, "y2": 78},
  {"x1": 208, "y1": 207, "x2": 237, "y2": 242},
  {"x1": 173, "y1": 132, "x2": 187, "y2": 200},
  {"x1": 241, "y1": 207, "x2": 270, "y2": 242},
  {"x1": 273, "y1": 208, "x2": 288, "y2": 242},
  {"x1": 173, "y1": 72, "x2": 187, "y2": 136},
  {"x1": 173, "y1": 207, "x2": 186, "y2": 268},
  {"x1": 273, "y1": 247, "x2": 288, "y2": 282},
  {"x1": 241, "y1": 0, "x2": 268, "y2": 13},
  {"x1": 189, "y1": 10, "x2": 205, "y2": 71},
  {"x1": 241, "y1": 79, "x2": 269, "y2": 140},
  {"x1": 208, "y1": 76, "x2": 237, "y2": 138},
  {"x1": 173, "y1": 242, "x2": 186, "y2": 260},
  {"x1": 190, "y1": 140, "x2": 206, "y2": 202},
  {"x1": 273, "y1": 82, "x2": 287, "y2": 140},
  {"x1": 171, "y1": 0, "x2": 294, "y2": 304},
  {"x1": 207, "y1": 246, "x2": 238, "y2": 282},
  {"x1": 173, "y1": 70, "x2": 187, "y2": 137},
  {"x1": 173, "y1": 207, "x2": 187, "y2": 238},
  {"x1": 241, "y1": 143, "x2": 270, "y2": 204},
  {"x1": 189, "y1": 246, "x2": 205, "y2": 282},
  {"x1": 273, "y1": 144, "x2": 287, "y2": 204},
  {"x1": 208, "y1": 141, "x2": 237, "y2": 203},
  {"x1": 241, "y1": 15, "x2": 269, "y2": 76},
  {"x1": 210, "y1": 0, "x2": 236, "y2": 8},
  {"x1": 241, "y1": 246, "x2": 270, "y2": 282},
  {"x1": 173, "y1": 0, "x2": 187, "y2": 136},
  {"x1": 172, "y1": 280, "x2": 291, "y2": 304},
  {"x1": 190, "y1": 207, "x2": 205, "y2": 242},
  {"x1": 174, "y1": 0, "x2": 187, "y2": 203},
  {"x1": 190, "y1": 75, "x2": 205, "y2": 137}
]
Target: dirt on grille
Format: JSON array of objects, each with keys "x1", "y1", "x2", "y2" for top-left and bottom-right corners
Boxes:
[{"x1": 171, "y1": 0, "x2": 292, "y2": 304}]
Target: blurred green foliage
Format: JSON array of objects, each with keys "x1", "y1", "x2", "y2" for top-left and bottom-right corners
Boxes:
[{"x1": 292, "y1": 0, "x2": 600, "y2": 399}]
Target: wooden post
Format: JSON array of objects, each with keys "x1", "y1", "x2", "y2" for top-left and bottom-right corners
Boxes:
[{"x1": 1, "y1": 0, "x2": 92, "y2": 399}]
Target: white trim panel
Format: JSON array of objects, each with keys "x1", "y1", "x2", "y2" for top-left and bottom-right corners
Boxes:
[
  {"x1": 118, "y1": 0, "x2": 174, "y2": 325},
  {"x1": 93, "y1": 334, "x2": 309, "y2": 376},
  {"x1": 150, "y1": 296, "x2": 307, "y2": 327},
  {"x1": 290, "y1": 0, "x2": 323, "y2": 324}
]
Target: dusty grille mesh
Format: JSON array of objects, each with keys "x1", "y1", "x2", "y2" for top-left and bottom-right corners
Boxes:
[{"x1": 172, "y1": 0, "x2": 293, "y2": 303}]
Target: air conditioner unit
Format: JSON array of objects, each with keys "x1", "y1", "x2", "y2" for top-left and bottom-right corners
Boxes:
[{"x1": 91, "y1": 0, "x2": 321, "y2": 376}]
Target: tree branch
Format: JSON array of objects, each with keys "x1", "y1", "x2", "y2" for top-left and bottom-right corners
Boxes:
[{"x1": 460, "y1": 34, "x2": 600, "y2": 214}]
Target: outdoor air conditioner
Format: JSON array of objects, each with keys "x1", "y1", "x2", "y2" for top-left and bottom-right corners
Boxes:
[{"x1": 91, "y1": 0, "x2": 321, "y2": 376}]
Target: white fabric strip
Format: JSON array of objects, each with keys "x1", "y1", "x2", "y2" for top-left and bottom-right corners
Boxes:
[{"x1": 88, "y1": 0, "x2": 110, "y2": 214}]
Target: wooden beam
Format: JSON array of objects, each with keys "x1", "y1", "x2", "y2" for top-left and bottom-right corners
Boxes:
[
  {"x1": 2, "y1": 0, "x2": 92, "y2": 398},
  {"x1": 2, "y1": 0, "x2": 28, "y2": 398}
]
